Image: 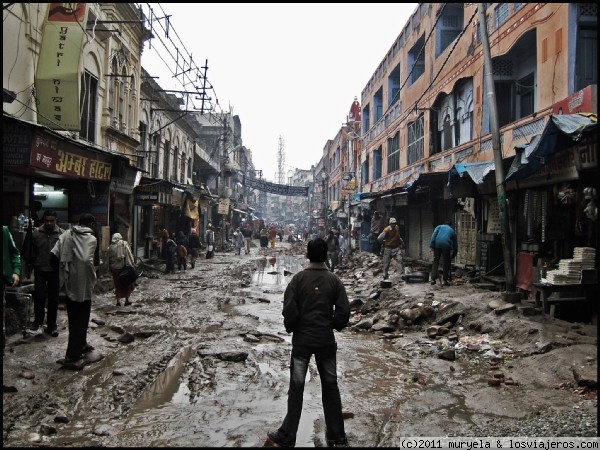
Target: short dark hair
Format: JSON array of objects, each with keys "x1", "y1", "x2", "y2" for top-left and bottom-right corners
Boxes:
[
  {"x1": 42, "y1": 210, "x2": 58, "y2": 219},
  {"x1": 306, "y1": 238, "x2": 327, "y2": 263},
  {"x1": 79, "y1": 213, "x2": 95, "y2": 227}
]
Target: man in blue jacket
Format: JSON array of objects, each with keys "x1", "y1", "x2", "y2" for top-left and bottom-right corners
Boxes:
[
  {"x1": 268, "y1": 238, "x2": 350, "y2": 447},
  {"x1": 430, "y1": 220, "x2": 458, "y2": 286}
]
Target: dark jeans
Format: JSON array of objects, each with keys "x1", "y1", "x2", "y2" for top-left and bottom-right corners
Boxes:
[
  {"x1": 431, "y1": 247, "x2": 451, "y2": 281},
  {"x1": 276, "y1": 343, "x2": 346, "y2": 446},
  {"x1": 65, "y1": 298, "x2": 91, "y2": 359},
  {"x1": 33, "y1": 270, "x2": 60, "y2": 329}
]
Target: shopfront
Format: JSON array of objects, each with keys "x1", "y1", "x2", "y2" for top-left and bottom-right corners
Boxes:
[{"x1": 3, "y1": 115, "x2": 122, "y2": 259}]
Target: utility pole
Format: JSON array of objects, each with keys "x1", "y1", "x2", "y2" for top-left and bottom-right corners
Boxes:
[{"x1": 477, "y1": 4, "x2": 516, "y2": 296}]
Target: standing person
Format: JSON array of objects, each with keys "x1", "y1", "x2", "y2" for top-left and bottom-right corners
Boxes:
[
  {"x1": 3, "y1": 226, "x2": 21, "y2": 359},
  {"x1": 325, "y1": 229, "x2": 340, "y2": 273},
  {"x1": 176, "y1": 231, "x2": 189, "y2": 271},
  {"x1": 188, "y1": 229, "x2": 201, "y2": 269},
  {"x1": 158, "y1": 225, "x2": 169, "y2": 260},
  {"x1": 205, "y1": 224, "x2": 215, "y2": 259},
  {"x1": 268, "y1": 224, "x2": 278, "y2": 249},
  {"x1": 50, "y1": 213, "x2": 97, "y2": 365},
  {"x1": 30, "y1": 210, "x2": 64, "y2": 336},
  {"x1": 430, "y1": 220, "x2": 457, "y2": 286},
  {"x1": 242, "y1": 223, "x2": 253, "y2": 255},
  {"x1": 259, "y1": 225, "x2": 269, "y2": 248},
  {"x1": 108, "y1": 233, "x2": 136, "y2": 307},
  {"x1": 233, "y1": 227, "x2": 244, "y2": 255},
  {"x1": 165, "y1": 233, "x2": 178, "y2": 273},
  {"x1": 378, "y1": 217, "x2": 405, "y2": 280},
  {"x1": 337, "y1": 230, "x2": 347, "y2": 264},
  {"x1": 369, "y1": 211, "x2": 384, "y2": 255},
  {"x1": 267, "y1": 238, "x2": 350, "y2": 448}
]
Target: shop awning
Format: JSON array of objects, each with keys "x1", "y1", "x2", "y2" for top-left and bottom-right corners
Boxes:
[
  {"x1": 449, "y1": 161, "x2": 496, "y2": 186},
  {"x1": 406, "y1": 171, "x2": 449, "y2": 193},
  {"x1": 506, "y1": 113, "x2": 597, "y2": 182}
]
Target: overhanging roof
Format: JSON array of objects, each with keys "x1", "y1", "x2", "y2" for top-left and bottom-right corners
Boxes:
[
  {"x1": 449, "y1": 161, "x2": 496, "y2": 185},
  {"x1": 506, "y1": 113, "x2": 597, "y2": 181}
]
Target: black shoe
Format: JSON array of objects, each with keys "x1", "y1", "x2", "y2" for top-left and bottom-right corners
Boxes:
[
  {"x1": 82, "y1": 344, "x2": 95, "y2": 353},
  {"x1": 63, "y1": 355, "x2": 82, "y2": 364},
  {"x1": 124, "y1": 300, "x2": 131, "y2": 306},
  {"x1": 327, "y1": 438, "x2": 349, "y2": 447},
  {"x1": 267, "y1": 431, "x2": 294, "y2": 447},
  {"x1": 45, "y1": 327, "x2": 59, "y2": 337}
]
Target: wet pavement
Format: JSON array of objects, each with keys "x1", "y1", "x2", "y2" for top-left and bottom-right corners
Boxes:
[{"x1": 2, "y1": 241, "x2": 597, "y2": 446}]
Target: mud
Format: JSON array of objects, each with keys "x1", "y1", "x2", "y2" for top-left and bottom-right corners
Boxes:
[{"x1": 2, "y1": 242, "x2": 597, "y2": 447}]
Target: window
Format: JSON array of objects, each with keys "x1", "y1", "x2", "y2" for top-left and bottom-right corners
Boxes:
[
  {"x1": 493, "y1": 3, "x2": 509, "y2": 29},
  {"x1": 576, "y1": 25, "x2": 597, "y2": 90},
  {"x1": 517, "y1": 73, "x2": 535, "y2": 118},
  {"x1": 163, "y1": 140, "x2": 171, "y2": 180},
  {"x1": 436, "y1": 4, "x2": 464, "y2": 57},
  {"x1": 362, "y1": 104, "x2": 371, "y2": 132},
  {"x1": 151, "y1": 132, "x2": 159, "y2": 177},
  {"x1": 373, "y1": 147, "x2": 382, "y2": 180},
  {"x1": 408, "y1": 35, "x2": 425, "y2": 85},
  {"x1": 387, "y1": 132, "x2": 400, "y2": 173},
  {"x1": 374, "y1": 88, "x2": 383, "y2": 123},
  {"x1": 138, "y1": 122, "x2": 147, "y2": 170},
  {"x1": 80, "y1": 71, "x2": 98, "y2": 142},
  {"x1": 495, "y1": 81, "x2": 514, "y2": 128},
  {"x1": 361, "y1": 159, "x2": 369, "y2": 185},
  {"x1": 388, "y1": 64, "x2": 400, "y2": 107},
  {"x1": 407, "y1": 114, "x2": 424, "y2": 165}
]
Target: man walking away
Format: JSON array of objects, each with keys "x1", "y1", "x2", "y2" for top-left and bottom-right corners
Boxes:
[
  {"x1": 50, "y1": 213, "x2": 97, "y2": 366},
  {"x1": 430, "y1": 220, "x2": 457, "y2": 286},
  {"x1": 242, "y1": 223, "x2": 253, "y2": 255},
  {"x1": 30, "y1": 210, "x2": 64, "y2": 336},
  {"x1": 378, "y1": 217, "x2": 405, "y2": 280},
  {"x1": 267, "y1": 238, "x2": 350, "y2": 447},
  {"x1": 369, "y1": 211, "x2": 384, "y2": 255},
  {"x1": 325, "y1": 229, "x2": 340, "y2": 273}
]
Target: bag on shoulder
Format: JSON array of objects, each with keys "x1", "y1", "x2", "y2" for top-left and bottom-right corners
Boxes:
[{"x1": 118, "y1": 265, "x2": 138, "y2": 285}]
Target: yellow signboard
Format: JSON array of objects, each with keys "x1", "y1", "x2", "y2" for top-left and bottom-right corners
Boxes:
[{"x1": 35, "y1": 3, "x2": 89, "y2": 130}]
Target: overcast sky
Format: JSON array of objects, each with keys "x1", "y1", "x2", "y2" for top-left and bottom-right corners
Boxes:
[{"x1": 140, "y1": 3, "x2": 418, "y2": 182}]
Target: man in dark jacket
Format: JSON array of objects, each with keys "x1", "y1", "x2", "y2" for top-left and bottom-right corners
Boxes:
[
  {"x1": 430, "y1": 220, "x2": 458, "y2": 286},
  {"x1": 30, "y1": 210, "x2": 64, "y2": 336},
  {"x1": 267, "y1": 238, "x2": 350, "y2": 448}
]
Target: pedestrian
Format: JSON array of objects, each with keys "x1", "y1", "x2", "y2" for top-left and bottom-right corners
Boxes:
[
  {"x1": 176, "y1": 230, "x2": 189, "y2": 271},
  {"x1": 337, "y1": 230, "x2": 347, "y2": 263},
  {"x1": 267, "y1": 237, "x2": 350, "y2": 448},
  {"x1": 188, "y1": 229, "x2": 201, "y2": 269},
  {"x1": 429, "y1": 220, "x2": 457, "y2": 286},
  {"x1": 378, "y1": 217, "x2": 405, "y2": 280},
  {"x1": 158, "y1": 225, "x2": 169, "y2": 260},
  {"x1": 29, "y1": 210, "x2": 64, "y2": 336},
  {"x1": 268, "y1": 224, "x2": 277, "y2": 248},
  {"x1": 369, "y1": 211, "x2": 384, "y2": 255},
  {"x1": 259, "y1": 225, "x2": 269, "y2": 248},
  {"x1": 233, "y1": 227, "x2": 244, "y2": 255},
  {"x1": 108, "y1": 233, "x2": 136, "y2": 307},
  {"x1": 325, "y1": 229, "x2": 340, "y2": 273},
  {"x1": 242, "y1": 223, "x2": 253, "y2": 255},
  {"x1": 205, "y1": 224, "x2": 215, "y2": 259},
  {"x1": 50, "y1": 213, "x2": 97, "y2": 365},
  {"x1": 3, "y1": 225, "x2": 21, "y2": 359},
  {"x1": 165, "y1": 233, "x2": 178, "y2": 273}
]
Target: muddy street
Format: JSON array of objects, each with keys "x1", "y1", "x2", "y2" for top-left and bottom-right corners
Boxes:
[{"x1": 2, "y1": 241, "x2": 597, "y2": 447}]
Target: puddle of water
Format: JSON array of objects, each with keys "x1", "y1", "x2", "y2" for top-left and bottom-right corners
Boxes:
[{"x1": 252, "y1": 255, "x2": 305, "y2": 285}]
